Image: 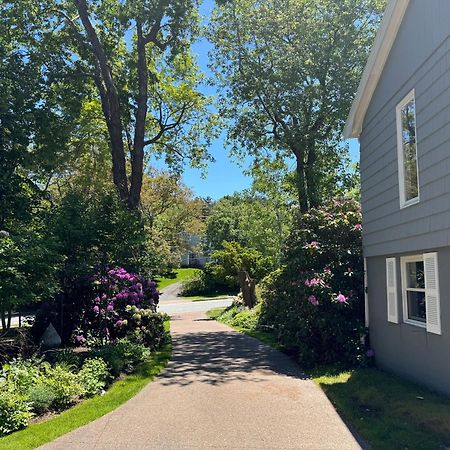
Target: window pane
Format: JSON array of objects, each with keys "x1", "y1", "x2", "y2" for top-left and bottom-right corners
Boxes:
[
  {"x1": 407, "y1": 291, "x2": 426, "y2": 323},
  {"x1": 406, "y1": 261, "x2": 425, "y2": 289},
  {"x1": 401, "y1": 100, "x2": 419, "y2": 201}
]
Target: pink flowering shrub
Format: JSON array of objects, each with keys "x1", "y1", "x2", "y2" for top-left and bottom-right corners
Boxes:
[
  {"x1": 74, "y1": 267, "x2": 162, "y2": 346},
  {"x1": 260, "y1": 199, "x2": 367, "y2": 367}
]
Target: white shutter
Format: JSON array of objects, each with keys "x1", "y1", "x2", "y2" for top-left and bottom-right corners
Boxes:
[
  {"x1": 386, "y1": 258, "x2": 399, "y2": 324},
  {"x1": 424, "y1": 252, "x2": 441, "y2": 335},
  {"x1": 364, "y1": 258, "x2": 369, "y2": 327}
]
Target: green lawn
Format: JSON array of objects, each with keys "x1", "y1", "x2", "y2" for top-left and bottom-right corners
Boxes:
[
  {"x1": 315, "y1": 368, "x2": 450, "y2": 449},
  {"x1": 0, "y1": 322, "x2": 172, "y2": 450},
  {"x1": 155, "y1": 268, "x2": 200, "y2": 289},
  {"x1": 208, "y1": 307, "x2": 450, "y2": 450}
]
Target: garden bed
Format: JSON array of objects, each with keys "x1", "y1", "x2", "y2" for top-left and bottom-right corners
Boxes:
[{"x1": 0, "y1": 336, "x2": 171, "y2": 449}]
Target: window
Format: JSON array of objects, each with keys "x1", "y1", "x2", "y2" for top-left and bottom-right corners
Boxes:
[
  {"x1": 396, "y1": 90, "x2": 419, "y2": 208},
  {"x1": 401, "y1": 256, "x2": 426, "y2": 325},
  {"x1": 400, "y1": 253, "x2": 441, "y2": 334}
]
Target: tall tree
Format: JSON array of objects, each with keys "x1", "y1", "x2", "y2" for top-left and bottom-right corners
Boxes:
[
  {"x1": 210, "y1": 0, "x2": 384, "y2": 211},
  {"x1": 9, "y1": 0, "x2": 217, "y2": 209}
]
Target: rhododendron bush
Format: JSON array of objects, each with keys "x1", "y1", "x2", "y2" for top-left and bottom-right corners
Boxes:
[
  {"x1": 259, "y1": 199, "x2": 367, "y2": 367},
  {"x1": 74, "y1": 268, "x2": 164, "y2": 348}
]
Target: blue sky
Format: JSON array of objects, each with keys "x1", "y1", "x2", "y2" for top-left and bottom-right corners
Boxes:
[{"x1": 151, "y1": 0, "x2": 360, "y2": 200}]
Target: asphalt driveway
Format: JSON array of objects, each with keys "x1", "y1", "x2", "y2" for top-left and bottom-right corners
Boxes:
[{"x1": 42, "y1": 308, "x2": 361, "y2": 449}]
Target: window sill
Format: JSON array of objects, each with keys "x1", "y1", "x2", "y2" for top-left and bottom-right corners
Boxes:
[
  {"x1": 403, "y1": 319, "x2": 427, "y2": 329},
  {"x1": 400, "y1": 197, "x2": 420, "y2": 209}
]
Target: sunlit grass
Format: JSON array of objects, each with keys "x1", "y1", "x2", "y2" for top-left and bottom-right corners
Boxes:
[
  {"x1": 315, "y1": 367, "x2": 450, "y2": 449},
  {"x1": 155, "y1": 268, "x2": 200, "y2": 289}
]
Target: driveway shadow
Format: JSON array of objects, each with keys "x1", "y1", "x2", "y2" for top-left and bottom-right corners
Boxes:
[{"x1": 159, "y1": 330, "x2": 308, "y2": 387}]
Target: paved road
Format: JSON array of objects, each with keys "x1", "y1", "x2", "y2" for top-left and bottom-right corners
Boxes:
[
  {"x1": 42, "y1": 308, "x2": 362, "y2": 450},
  {"x1": 159, "y1": 298, "x2": 233, "y2": 314},
  {"x1": 158, "y1": 281, "x2": 233, "y2": 314}
]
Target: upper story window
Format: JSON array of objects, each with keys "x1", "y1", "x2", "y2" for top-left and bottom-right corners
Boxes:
[{"x1": 396, "y1": 90, "x2": 419, "y2": 208}]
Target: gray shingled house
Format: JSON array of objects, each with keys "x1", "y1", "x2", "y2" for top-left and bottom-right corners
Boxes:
[{"x1": 345, "y1": 0, "x2": 450, "y2": 395}]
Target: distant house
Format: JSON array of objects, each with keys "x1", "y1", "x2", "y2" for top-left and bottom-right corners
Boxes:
[
  {"x1": 345, "y1": 0, "x2": 450, "y2": 394},
  {"x1": 179, "y1": 233, "x2": 209, "y2": 268}
]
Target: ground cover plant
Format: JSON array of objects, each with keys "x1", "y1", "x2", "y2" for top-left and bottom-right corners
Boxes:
[
  {"x1": 0, "y1": 279, "x2": 170, "y2": 439},
  {"x1": 0, "y1": 323, "x2": 171, "y2": 449}
]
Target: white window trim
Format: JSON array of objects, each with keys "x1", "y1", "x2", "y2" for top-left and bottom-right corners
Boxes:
[
  {"x1": 400, "y1": 254, "x2": 426, "y2": 329},
  {"x1": 396, "y1": 89, "x2": 420, "y2": 209}
]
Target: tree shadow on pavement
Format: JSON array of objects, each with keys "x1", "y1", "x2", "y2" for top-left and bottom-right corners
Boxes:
[{"x1": 158, "y1": 330, "x2": 309, "y2": 387}]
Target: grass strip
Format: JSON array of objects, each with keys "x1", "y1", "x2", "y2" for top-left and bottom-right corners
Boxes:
[
  {"x1": 206, "y1": 307, "x2": 281, "y2": 349},
  {"x1": 208, "y1": 307, "x2": 450, "y2": 450},
  {"x1": 0, "y1": 323, "x2": 172, "y2": 450},
  {"x1": 155, "y1": 268, "x2": 200, "y2": 289}
]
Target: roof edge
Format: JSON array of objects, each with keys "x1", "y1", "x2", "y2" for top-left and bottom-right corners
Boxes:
[{"x1": 344, "y1": 0, "x2": 410, "y2": 139}]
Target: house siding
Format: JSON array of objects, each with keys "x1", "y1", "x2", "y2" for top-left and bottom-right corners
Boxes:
[
  {"x1": 367, "y1": 248, "x2": 450, "y2": 395},
  {"x1": 360, "y1": 0, "x2": 450, "y2": 258}
]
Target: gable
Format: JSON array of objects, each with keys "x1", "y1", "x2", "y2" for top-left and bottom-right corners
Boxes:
[{"x1": 344, "y1": 0, "x2": 410, "y2": 139}]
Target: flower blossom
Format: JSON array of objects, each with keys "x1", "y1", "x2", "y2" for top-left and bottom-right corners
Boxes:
[
  {"x1": 305, "y1": 277, "x2": 325, "y2": 287},
  {"x1": 335, "y1": 293, "x2": 348, "y2": 304},
  {"x1": 308, "y1": 295, "x2": 319, "y2": 306}
]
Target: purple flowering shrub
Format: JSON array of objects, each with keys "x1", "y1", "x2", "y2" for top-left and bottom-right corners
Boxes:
[
  {"x1": 260, "y1": 199, "x2": 368, "y2": 367},
  {"x1": 74, "y1": 267, "x2": 162, "y2": 346}
]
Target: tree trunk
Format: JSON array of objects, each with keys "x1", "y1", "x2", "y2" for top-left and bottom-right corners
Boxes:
[
  {"x1": 294, "y1": 152, "x2": 308, "y2": 213},
  {"x1": 305, "y1": 140, "x2": 319, "y2": 209},
  {"x1": 74, "y1": 0, "x2": 130, "y2": 206},
  {"x1": 239, "y1": 271, "x2": 257, "y2": 308},
  {"x1": 129, "y1": 22, "x2": 149, "y2": 209},
  {"x1": 1, "y1": 307, "x2": 6, "y2": 334}
]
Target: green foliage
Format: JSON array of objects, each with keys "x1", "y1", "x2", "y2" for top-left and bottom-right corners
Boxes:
[
  {"x1": 0, "y1": 391, "x2": 33, "y2": 437},
  {"x1": 4, "y1": 0, "x2": 218, "y2": 207},
  {"x1": 0, "y1": 359, "x2": 40, "y2": 396},
  {"x1": 77, "y1": 358, "x2": 110, "y2": 398},
  {"x1": 0, "y1": 341, "x2": 172, "y2": 447},
  {"x1": 217, "y1": 304, "x2": 261, "y2": 330},
  {"x1": 32, "y1": 189, "x2": 155, "y2": 344},
  {"x1": 181, "y1": 242, "x2": 273, "y2": 297},
  {"x1": 0, "y1": 230, "x2": 61, "y2": 324},
  {"x1": 180, "y1": 264, "x2": 239, "y2": 297},
  {"x1": 90, "y1": 339, "x2": 150, "y2": 376},
  {"x1": 51, "y1": 189, "x2": 148, "y2": 275},
  {"x1": 209, "y1": 241, "x2": 274, "y2": 282},
  {"x1": 51, "y1": 349, "x2": 81, "y2": 368},
  {"x1": 141, "y1": 170, "x2": 206, "y2": 268},
  {"x1": 125, "y1": 307, "x2": 168, "y2": 350},
  {"x1": 210, "y1": 0, "x2": 384, "y2": 208},
  {"x1": 180, "y1": 270, "x2": 211, "y2": 296},
  {"x1": 115, "y1": 339, "x2": 150, "y2": 372},
  {"x1": 260, "y1": 199, "x2": 366, "y2": 367},
  {"x1": 89, "y1": 346, "x2": 125, "y2": 378},
  {"x1": 205, "y1": 192, "x2": 291, "y2": 260},
  {"x1": 27, "y1": 384, "x2": 57, "y2": 415},
  {"x1": 39, "y1": 364, "x2": 83, "y2": 408}
]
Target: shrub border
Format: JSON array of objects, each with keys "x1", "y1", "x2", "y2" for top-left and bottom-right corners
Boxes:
[{"x1": 0, "y1": 322, "x2": 171, "y2": 450}]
